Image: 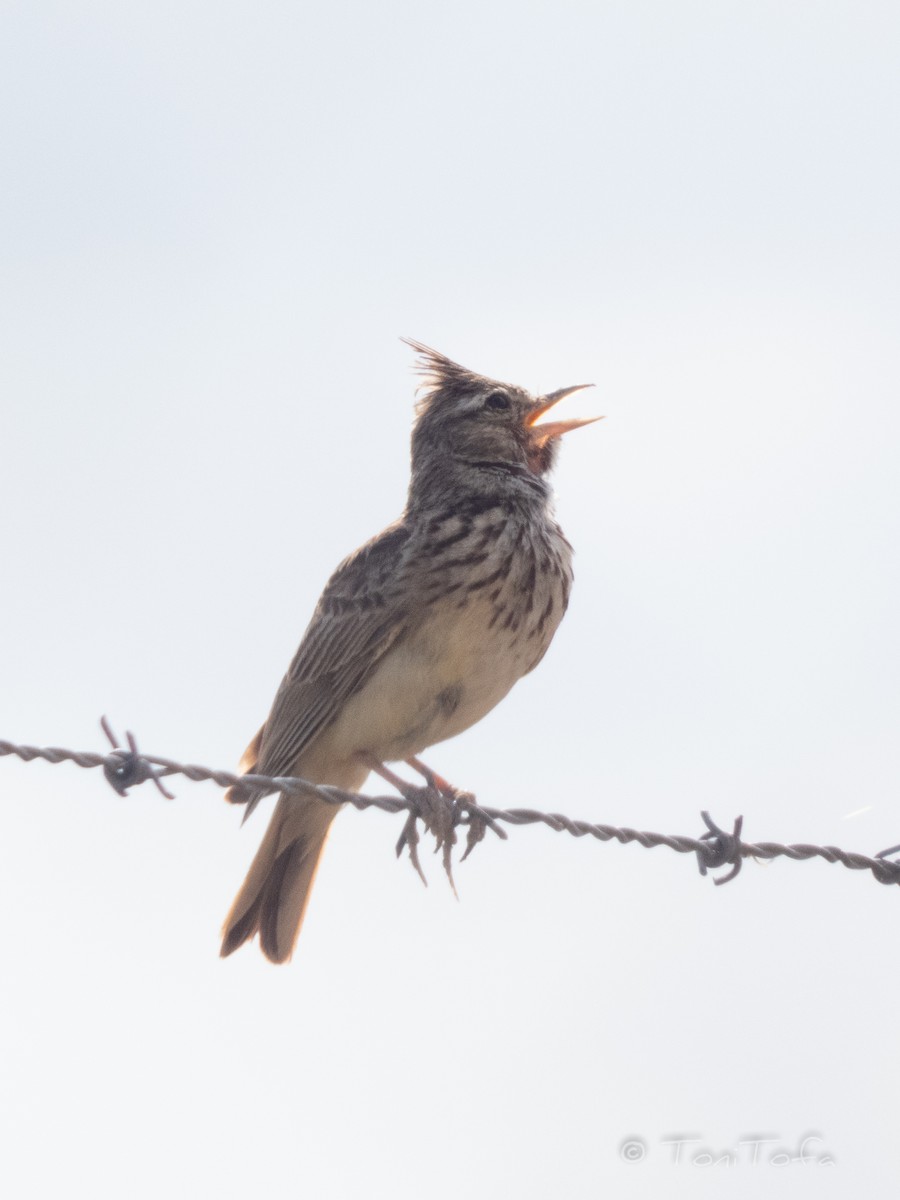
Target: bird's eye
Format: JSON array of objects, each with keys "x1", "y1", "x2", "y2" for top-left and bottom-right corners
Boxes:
[{"x1": 484, "y1": 391, "x2": 511, "y2": 412}]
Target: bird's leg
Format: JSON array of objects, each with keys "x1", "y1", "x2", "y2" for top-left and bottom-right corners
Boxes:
[
  {"x1": 360, "y1": 755, "x2": 421, "y2": 801},
  {"x1": 404, "y1": 755, "x2": 472, "y2": 802},
  {"x1": 358, "y1": 751, "x2": 457, "y2": 804}
]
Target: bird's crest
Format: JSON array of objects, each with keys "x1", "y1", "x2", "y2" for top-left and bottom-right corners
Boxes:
[{"x1": 402, "y1": 338, "x2": 496, "y2": 418}]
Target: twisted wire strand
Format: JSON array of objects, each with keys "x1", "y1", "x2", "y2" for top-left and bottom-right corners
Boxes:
[{"x1": 2, "y1": 728, "x2": 899, "y2": 889}]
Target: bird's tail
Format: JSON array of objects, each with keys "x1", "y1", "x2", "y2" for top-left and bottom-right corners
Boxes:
[{"x1": 220, "y1": 795, "x2": 337, "y2": 963}]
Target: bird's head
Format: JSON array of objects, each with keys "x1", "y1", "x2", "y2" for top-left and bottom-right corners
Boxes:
[{"x1": 404, "y1": 340, "x2": 599, "y2": 501}]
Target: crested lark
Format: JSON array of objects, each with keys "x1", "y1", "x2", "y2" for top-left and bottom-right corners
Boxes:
[{"x1": 221, "y1": 340, "x2": 598, "y2": 962}]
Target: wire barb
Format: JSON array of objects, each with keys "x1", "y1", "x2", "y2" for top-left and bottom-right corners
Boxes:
[
  {"x1": 696, "y1": 811, "x2": 744, "y2": 885},
  {"x1": 1, "y1": 720, "x2": 899, "y2": 897},
  {"x1": 100, "y1": 716, "x2": 176, "y2": 800}
]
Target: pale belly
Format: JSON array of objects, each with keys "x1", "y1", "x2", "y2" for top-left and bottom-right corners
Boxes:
[{"x1": 322, "y1": 585, "x2": 563, "y2": 766}]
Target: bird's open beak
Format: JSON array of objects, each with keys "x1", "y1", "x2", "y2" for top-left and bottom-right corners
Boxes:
[{"x1": 525, "y1": 384, "x2": 601, "y2": 443}]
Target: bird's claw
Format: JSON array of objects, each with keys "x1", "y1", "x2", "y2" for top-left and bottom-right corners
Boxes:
[
  {"x1": 394, "y1": 780, "x2": 461, "y2": 896},
  {"x1": 379, "y1": 757, "x2": 505, "y2": 889}
]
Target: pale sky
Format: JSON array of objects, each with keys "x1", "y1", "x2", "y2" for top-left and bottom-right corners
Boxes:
[{"x1": 2, "y1": 3, "x2": 898, "y2": 1197}]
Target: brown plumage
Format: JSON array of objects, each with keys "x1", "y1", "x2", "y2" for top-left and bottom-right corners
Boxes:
[{"x1": 221, "y1": 340, "x2": 598, "y2": 962}]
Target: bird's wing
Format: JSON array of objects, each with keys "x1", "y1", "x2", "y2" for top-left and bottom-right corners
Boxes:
[{"x1": 248, "y1": 521, "x2": 413, "y2": 785}]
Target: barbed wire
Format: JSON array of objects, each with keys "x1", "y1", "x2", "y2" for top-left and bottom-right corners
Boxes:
[{"x1": 2, "y1": 718, "x2": 900, "y2": 892}]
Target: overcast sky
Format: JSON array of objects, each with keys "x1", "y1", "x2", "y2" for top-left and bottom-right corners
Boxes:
[{"x1": 2, "y1": 3, "x2": 898, "y2": 1197}]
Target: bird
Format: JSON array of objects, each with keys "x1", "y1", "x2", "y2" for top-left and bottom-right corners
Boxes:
[{"x1": 220, "y1": 339, "x2": 598, "y2": 962}]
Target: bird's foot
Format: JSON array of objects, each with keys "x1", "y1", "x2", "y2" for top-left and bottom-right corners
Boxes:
[
  {"x1": 359, "y1": 755, "x2": 467, "y2": 892},
  {"x1": 404, "y1": 756, "x2": 507, "y2": 861},
  {"x1": 359, "y1": 754, "x2": 506, "y2": 889}
]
